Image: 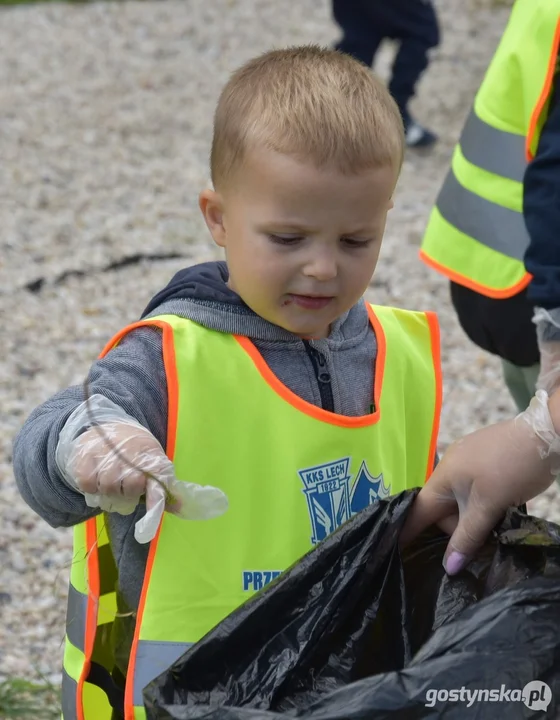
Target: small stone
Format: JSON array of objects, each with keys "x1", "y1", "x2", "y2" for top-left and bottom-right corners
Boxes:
[{"x1": 11, "y1": 553, "x2": 27, "y2": 572}]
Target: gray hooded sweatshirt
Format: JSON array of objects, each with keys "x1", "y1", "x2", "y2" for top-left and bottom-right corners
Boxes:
[{"x1": 13, "y1": 261, "x2": 379, "y2": 621}]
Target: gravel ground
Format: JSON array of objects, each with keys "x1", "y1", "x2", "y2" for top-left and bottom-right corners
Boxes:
[{"x1": 1, "y1": 0, "x2": 559, "y2": 686}]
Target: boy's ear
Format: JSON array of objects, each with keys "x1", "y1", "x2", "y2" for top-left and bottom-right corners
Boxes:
[{"x1": 199, "y1": 189, "x2": 227, "y2": 248}]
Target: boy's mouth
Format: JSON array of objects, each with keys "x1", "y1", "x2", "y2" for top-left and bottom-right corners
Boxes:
[{"x1": 286, "y1": 294, "x2": 334, "y2": 310}]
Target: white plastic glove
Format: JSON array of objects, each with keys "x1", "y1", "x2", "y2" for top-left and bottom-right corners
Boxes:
[
  {"x1": 56, "y1": 395, "x2": 228, "y2": 543},
  {"x1": 400, "y1": 390, "x2": 560, "y2": 574},
  {"x1": 534, "y1": 307, "x2": 560, "y2": 395}
]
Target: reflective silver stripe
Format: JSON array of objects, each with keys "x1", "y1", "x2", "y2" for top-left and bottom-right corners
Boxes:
[
  {"x1": 66, "y1": 583, "x2": 87, "y2": 652},
  {"x1": 436, "y1": 169, "x2": 530, "y2": 261},
  {"x1": 61, "y1": 668, "x2": 78, "y2": 720},
  {"x1": 133, "y1": 640, "x2": 193, "y2": 706},
  {"x1": 459, "y1": 109, "x2": 526, "y2": 183}
]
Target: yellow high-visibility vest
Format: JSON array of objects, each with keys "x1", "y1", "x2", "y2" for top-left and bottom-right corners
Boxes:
[
  {"x1": 421, "y1": 0, "x2": 560, "y2": 298},
  {"x1": 61, "y1": 303, "x2": 442, "y2": 720}
]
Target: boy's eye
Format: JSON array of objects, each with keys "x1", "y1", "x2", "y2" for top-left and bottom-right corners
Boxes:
[
  {"x1": 342, "y1": 237, "x2": 371, "y2": 248},
  {"x1": 268, "y1": 234, "x2": 303, "y2": 245},
  {"x1": 267, "y1": 234, "x2": 372, "y2": 247}
]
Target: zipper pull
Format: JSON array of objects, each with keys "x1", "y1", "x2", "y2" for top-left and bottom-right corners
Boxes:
[{"x1": 312, "y1": 349, "x2": 331, "y2": 384}]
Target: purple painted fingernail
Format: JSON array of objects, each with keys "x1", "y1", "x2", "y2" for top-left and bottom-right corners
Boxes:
[{"x1": 444, "y1": 551, "x2": 468, "y2": 575}]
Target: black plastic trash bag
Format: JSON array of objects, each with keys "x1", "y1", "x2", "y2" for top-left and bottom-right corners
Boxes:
[{"x1": 144, "y1": 489, "x2": 560, "y2": 719}]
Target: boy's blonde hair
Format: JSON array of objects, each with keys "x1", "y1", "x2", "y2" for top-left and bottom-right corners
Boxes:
[{"x1": 210, "y1": 45, "x2": 404, "y2": 189}]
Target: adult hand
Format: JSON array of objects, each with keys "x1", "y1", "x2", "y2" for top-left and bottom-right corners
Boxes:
[{"x1": 400, "y1": 390, "x2": 560, "y2": 574}]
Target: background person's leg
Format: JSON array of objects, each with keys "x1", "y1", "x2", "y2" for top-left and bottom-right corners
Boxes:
[
  {"x1": 501, "y1": 359, "x2": 540, "y2": 412},
  {"x1": 387, "y1": 0, "x2": 440, "y2": 146},
  {"x1": 335, "y1": 0, "x2": 439, "y2": 147},
  {"x1": 521, "y1": 363, "x2": 541, "y2": 405},
  {"x1": 449, "y1": 282, "x2": 540, "y2": 411},
  {"x1": 387, "y1": 0, "x2": 439, "y2": 116},
  {"x1": 332, "y1": 0, "x2": 383, "y2": 68}
]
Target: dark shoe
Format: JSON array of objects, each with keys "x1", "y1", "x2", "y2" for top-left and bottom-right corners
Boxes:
[{"x1": 404, "y1": 118, "x2": 438, "y2": 148}]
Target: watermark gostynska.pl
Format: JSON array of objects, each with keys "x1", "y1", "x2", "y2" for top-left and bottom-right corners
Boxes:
[{"x1": 425, "y1": 681, "x2": 552, "y2": 712}]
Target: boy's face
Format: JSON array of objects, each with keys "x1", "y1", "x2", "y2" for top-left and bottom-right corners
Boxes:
[{"x1": 200, "y1": 148, "x2": 396, "y2": 339}]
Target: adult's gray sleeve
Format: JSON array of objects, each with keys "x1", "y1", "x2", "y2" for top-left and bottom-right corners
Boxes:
[{"x1": 12, "y1": 326, "x2": 168, "y2": 528}]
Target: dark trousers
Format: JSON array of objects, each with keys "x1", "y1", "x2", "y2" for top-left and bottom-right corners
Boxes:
[
  {"x1": 450, "y1": 281, "x2": 539, "y2": 367},
  {"x1": 332, "y1": 0, "x2": 440, "y2": 120}
]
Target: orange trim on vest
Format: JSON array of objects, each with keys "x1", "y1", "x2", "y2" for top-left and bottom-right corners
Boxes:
[
  {"x1": 418, "y1": 248, "x2": 533, "y2": 298},
  {"x1": 527, "y1": 17, "x2": 560, "y2": 162},
  {"x1": 124, "y1": 524, "x2": 161, "y2": 720},
  {"x1": 113, "y1": 322, "x2": 180, "y2": 720},
  {"x1": 74, "y1": 517, "x2": 101, "y2": 720},
  {"x1": 424, "y1": 311, "x2": 443, "y2": 483},
  {"x1": 161, "y1": 324, "x2": 179, "y2": 461},
  {"x1": 234, "y1": 302, "x2": 386, "y2": 428},
  {"x1": 99, "y1": 319, "x2": 179, "y2": 462},
  {"x1": 366, "y1": 304, "x2": 387, "y2": 420}
]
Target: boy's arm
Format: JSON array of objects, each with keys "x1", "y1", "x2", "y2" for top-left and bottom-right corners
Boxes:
[{"x1": 12, "y1": 327, "x2": 168, "y2": 528}]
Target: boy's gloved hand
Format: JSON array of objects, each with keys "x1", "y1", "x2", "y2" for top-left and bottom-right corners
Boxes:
[
  {"x1": 56, "y1": 395, "x2": 228, "y2": 543},
  {"x1": 400, "y1": 390, "x2": 560, "y2": 575}
]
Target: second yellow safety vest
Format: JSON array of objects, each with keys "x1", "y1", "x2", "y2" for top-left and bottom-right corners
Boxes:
[
  {"x1": 421, "y1": 0, "x2": 560, "y2": 298},
  {"x1": 61, "y1": 303, "x2": 442, "y2": 720}
]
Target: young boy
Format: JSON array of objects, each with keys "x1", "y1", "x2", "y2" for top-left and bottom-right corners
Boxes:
[{"x1": 13, "y1": 46, "x2": 442, "y2": 720}]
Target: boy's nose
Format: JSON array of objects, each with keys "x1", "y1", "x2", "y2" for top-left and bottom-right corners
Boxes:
[{"x1": 302, "y1": 250, "x2": 338, "y2": 281}]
